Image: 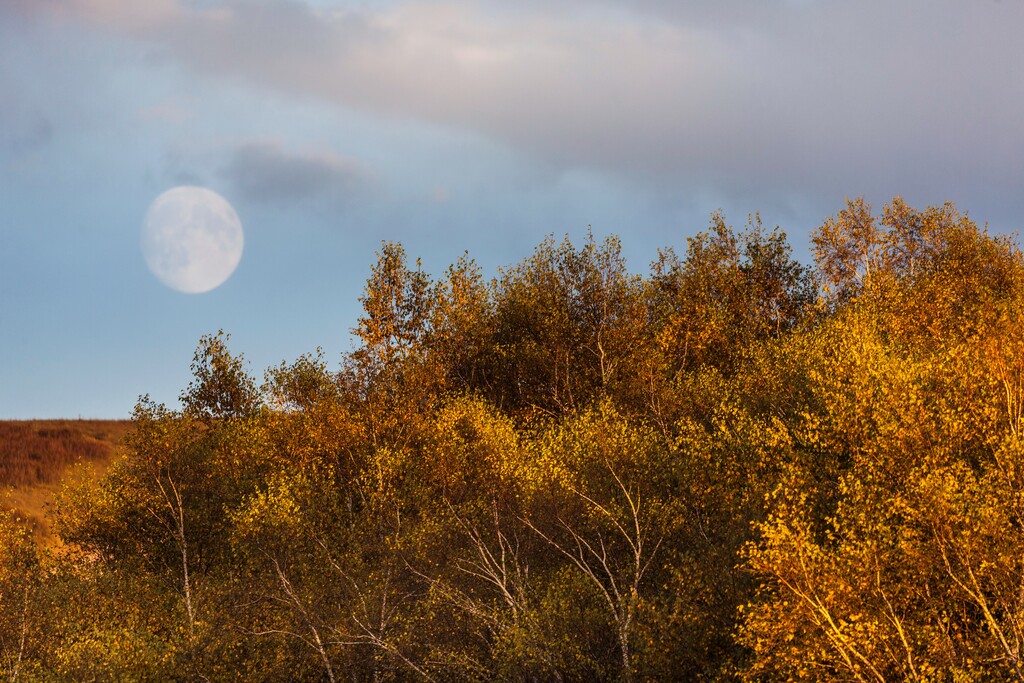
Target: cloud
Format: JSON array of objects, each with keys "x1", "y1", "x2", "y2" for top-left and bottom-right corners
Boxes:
[
  {"x1": 220, "y1": 141, "x2": 371, "y2": 204},
  {"x1": 1, "y1": 111, "x2": 54, "y2": 158},
  {"x1": 137, "y1": 100, "x2": 191, "y2": 125},
  {"x1": 8, "y1": 0, "x2": 185, "y2": 30},
  {"x1": 12, "y1": 0, "x2": 1024, "y2": 215}
]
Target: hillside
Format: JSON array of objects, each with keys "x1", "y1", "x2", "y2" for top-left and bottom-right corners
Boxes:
[{"x1": 0, "y1": 420, "x2": 131, "y2": 542}]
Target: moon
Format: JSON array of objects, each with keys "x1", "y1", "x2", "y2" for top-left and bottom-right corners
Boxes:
[{"x1": 141, "y1": 186, "x2": 244, "y2": 294}]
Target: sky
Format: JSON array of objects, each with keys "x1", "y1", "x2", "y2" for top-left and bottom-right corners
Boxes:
[{"x1": 2, "y1": 0, "x2": 1023, "y2": 418}]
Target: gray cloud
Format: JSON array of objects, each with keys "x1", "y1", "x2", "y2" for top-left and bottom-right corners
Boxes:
[
  {"x1": 15, "y1": 0, "x2": 1024, "y2": 222},
  {"x1": 1, "y1": 111, "x2": 53, "y2": 158},
  {"x1": 220, "y1": 141, "x2": 370, "y2": 204}
]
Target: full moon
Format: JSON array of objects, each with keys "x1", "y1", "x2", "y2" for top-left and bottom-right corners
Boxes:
[{"x1": 141, "y1": 186, "x2": 244, "y2": 294}]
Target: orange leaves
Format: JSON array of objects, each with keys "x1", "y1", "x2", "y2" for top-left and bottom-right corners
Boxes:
[{"x1": 355, "y1": 241, "x2": 433, "y2": 368}]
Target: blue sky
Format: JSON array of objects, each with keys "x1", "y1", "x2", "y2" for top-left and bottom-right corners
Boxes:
[{"x1": 2, "y1": 0, "x2": 1022, "y2": 418}]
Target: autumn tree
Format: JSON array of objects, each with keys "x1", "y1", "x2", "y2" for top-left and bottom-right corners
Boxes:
[
  {"x1": 347, "y1": 241, "x2": 438, "y2": 451},
  {"x1": 487, "y1": 233, "x2": 647, "y2": 418},
  {"x1": 740, "y1": 200, "x2": 1024, "y2": 681},
  {"x1": 0, "y1": 513, "x2": 41, "y2": 683}
]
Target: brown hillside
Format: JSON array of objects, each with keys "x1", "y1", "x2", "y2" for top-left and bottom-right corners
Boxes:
[{"x1": 0, "y1": 420, "x2": 132, "y2": 543}]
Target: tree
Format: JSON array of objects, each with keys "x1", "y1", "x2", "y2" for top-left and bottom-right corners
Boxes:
[
  {"x1": 651, "y1": 212, "x2": 813, "y2": 379},
  {"x1": 182, "y1": 331, "x2": 261, "y2": 422},
  {"x1": 812, "y1": 197, "x2": 884, "y2": 302},
  {"x1": 0, "y1": 513, "x2": 40, "y2": 683},
  {"x1": 349, "y1": 242, "x2": 438, "y2": 451},
  {"x1": 489, "y1": 233, "x2": 647, "y2": 418},
  {"x1": 52, "y1": 336, "x2": 270, "y2": 678},
  {"x1": 428, "y1": 252, "x2": 494, "y2": 395},
  {"x1": 354, "y1": 241, "x2": 433, "y2": 371},
  {"x1": 520, "y1": 404, "x2": 676, "y2": 681}
]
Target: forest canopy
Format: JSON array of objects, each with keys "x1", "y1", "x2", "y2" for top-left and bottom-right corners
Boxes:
[{"x1": 3, "y1": 197, "x2": 1024, "y2": 681}]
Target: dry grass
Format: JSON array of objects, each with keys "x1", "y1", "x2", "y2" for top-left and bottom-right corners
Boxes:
[{"x1": 0, "y1": 420, "x2": 131, "y2": 544}]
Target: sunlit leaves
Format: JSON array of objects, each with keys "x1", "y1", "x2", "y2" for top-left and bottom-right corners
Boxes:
[{"x1": 740, "y1": 198, "x2": 1024, "y2": 681}]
